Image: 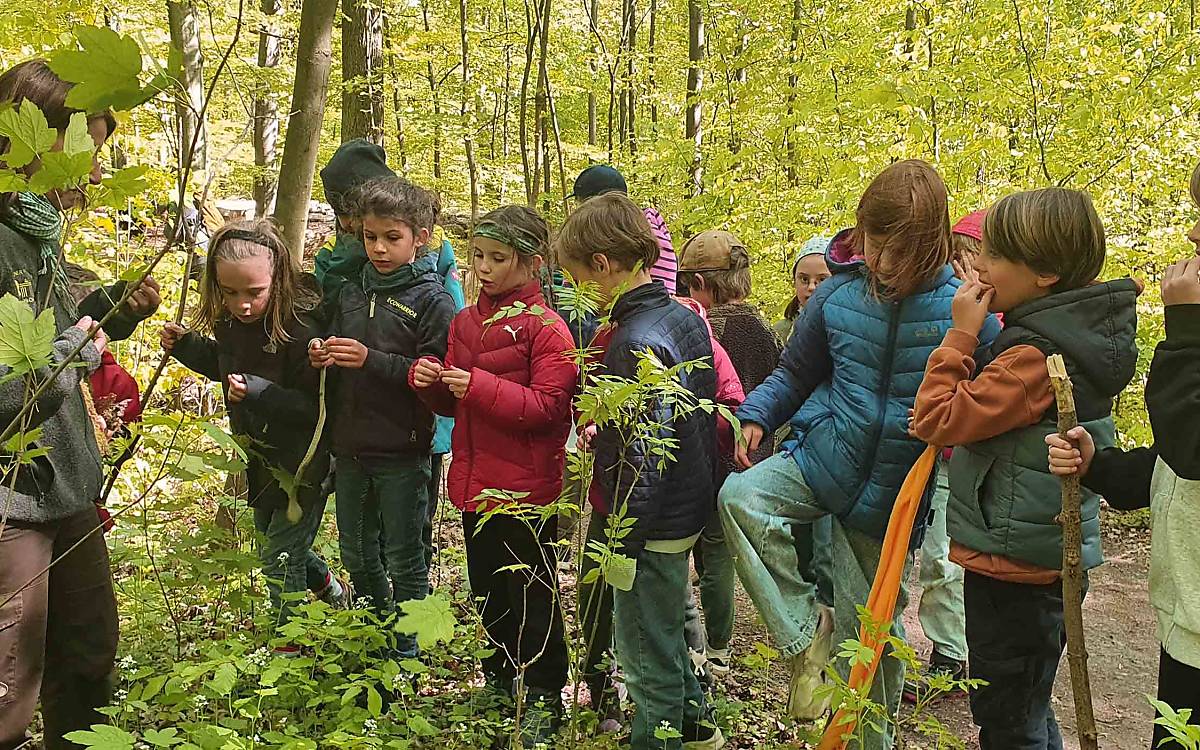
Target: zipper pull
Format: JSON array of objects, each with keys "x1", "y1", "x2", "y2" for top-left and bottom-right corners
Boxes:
[{"x1": 369, "y1": 293, "x2": 376, "y2": 318}]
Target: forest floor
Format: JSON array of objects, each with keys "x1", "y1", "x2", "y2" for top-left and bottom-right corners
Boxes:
[{"x1": 715, "y1": 520, "x2": 1157, "y2": 749}]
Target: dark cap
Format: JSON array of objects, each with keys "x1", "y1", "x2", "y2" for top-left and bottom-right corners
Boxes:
[
  {"x1": 572, "y1": 165, "x2": 628, "y2": 200},
  {"x1": 320, "y1": 139, "x2": 395, "y2": 215}
]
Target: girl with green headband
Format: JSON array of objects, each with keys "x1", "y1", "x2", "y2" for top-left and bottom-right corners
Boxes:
[{"x1": 413, "y1": 205, "x2": 577, "y2": 745}]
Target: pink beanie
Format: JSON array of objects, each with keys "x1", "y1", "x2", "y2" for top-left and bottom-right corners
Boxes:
[{"x1": 952, "y1": 210, "x2": 987, "y2": 241}]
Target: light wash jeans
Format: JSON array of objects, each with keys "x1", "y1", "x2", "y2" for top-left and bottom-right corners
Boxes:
[
  {"x1": 720, "y1": 452, "x2": 909, "y2": 749},
  {"x1": 917, "y1": 459, "x2": 967, "y2": 662}
]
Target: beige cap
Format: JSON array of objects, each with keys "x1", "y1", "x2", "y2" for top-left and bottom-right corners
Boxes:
[{"x1": 680, "y1": 230, "x2": 746, "y2": 271}]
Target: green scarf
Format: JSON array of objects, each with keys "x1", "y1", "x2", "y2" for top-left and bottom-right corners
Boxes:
[
  {"x1": 3, "y1": 192, "x2": 74, "y2": 315},
  {"x1": 360, "y1": 252, "x2": 438, "y2": 296}
]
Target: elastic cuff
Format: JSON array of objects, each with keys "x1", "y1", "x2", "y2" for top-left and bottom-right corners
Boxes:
[
  {"x1": 941, "y1": 328, "x2": 980, "y2": 356},
  {"x1": 59, "y1": 326, "x2": 103, "y2": 373},
  {"x1": 1164, "y1": 304, "x2": 1200, "y2": 347}
]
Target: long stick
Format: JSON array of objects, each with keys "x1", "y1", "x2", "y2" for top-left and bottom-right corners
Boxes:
[{"x1": 1047, "y1": 354, "x2": 1099, "y2": 750}]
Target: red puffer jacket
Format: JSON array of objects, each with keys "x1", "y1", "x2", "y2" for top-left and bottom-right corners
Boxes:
[{"x1": 415, "y1": 280, "x2": 578, "y2": 511}]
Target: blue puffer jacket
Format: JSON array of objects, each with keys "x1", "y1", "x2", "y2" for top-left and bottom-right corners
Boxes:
[
  {"x1": 431, "y1": 239, "x2": 466, "y2": 455},
  {"x1": 736, "y1": 229, "x2": 1000, "y2": 542}
]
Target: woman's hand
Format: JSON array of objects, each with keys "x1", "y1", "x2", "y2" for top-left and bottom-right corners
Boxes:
[
  {"x1": 324, "y1": 337, "x2": 368, "y2": 369},
  {"x1": 735, "y1": 423, "x2": 765, "y2": 469},
  {"x1": 412, "y1": 359, "x2": 443, "y2": 388},
  {"x1": 227, "y1": 374, "x2": 248, "y2": 403},
  {"x1": 441, "y1": 367, "x2": 472, "y2": 399},
  {"x1": 160, "y1": 322, "x2": 186, "y2": 353},
  {"x1": 1045, "y1": 426, "x2": 1095, "y2": 478},
  {"x1": 124, "y1": 276, "x2": 162, "y2": 318}
]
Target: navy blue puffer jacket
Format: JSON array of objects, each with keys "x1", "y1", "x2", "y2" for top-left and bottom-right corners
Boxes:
[
  {"x1": 594, "y1": 282, "x2": 718, "y2": 554},
  {"x1": 737, "y1": 229, "x2": 1000, "y2": 541}
]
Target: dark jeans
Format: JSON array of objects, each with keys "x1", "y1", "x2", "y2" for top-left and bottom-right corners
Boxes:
[
  {"x1": 964, "y1": 571, "x2": 1085, "y2": 750},
  {"x1": 1152, "y1": 647, "x2": 1200, "y2": 748},
  {"x1": 578, "y1": 508, "x2": 616, "y2": 706},
  {"x1": 614, "y1": 544, "x2": 710, "y2": 750},
  {"x1": 253, "y1": 489, "x2": 332, "y2": 629},
  {"x1": 422, "y1": 453, "x2": 444, "y2": 567},
  {"x1": 335, "y1": 455, "x2": 430, "y2": 654},
  {"x1": 462, "y1": 509, "x2": 567, "y2": 694},
  {"x1": 0, "y1": 509, "x2": 119, "y2": 750}
]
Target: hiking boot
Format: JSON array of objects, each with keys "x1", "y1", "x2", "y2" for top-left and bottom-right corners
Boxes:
[
  {"x1": 902, "y1": 652, "x2": 968, "y2": 704},
  {"x1": 683, "y1": 707, "x2": 727, "y2": 749},
  {"x1": 518, "y1": 688, "x2": 562, "y2": 748},
  {"x1": 786, "y1": 604, "x2": 834, "y2": 720},
  {"x1": 706, "y1": 647, "x2": 731, "y2": 679}
]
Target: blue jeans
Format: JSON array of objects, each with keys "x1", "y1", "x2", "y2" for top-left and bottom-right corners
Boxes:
[
  {"x1": 254, "y1": 493, "x2": 332, "y2": 629},
  {"x1": 720, "y1": 452, "x2": 909, "y2": 749},
  {"x1": 614, "y1": 546, "x2": 710, "y2": 750},
  {"x1": 917, "y1": 459, "x2": 967, "y2": 662},
  {"x1": 335, "y1": 455, "x2": 430, "y2": 654}
]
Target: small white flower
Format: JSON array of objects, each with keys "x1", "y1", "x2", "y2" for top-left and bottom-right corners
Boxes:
[
  {"x1": 276, "y1": 551, "x2": 290, "y2": 564},
  {"x1": 114, "y1": 689, "x2": 128, "y2": 703},
  {"x1": 363, "y1": 718, "x2": 378, "y2": 734},
  {"x1": 118, "y1": 655, "x2": 136, "y2": 671},
  {"x1": 193, "y1": 694, "x2": 209, "y2": 709}
]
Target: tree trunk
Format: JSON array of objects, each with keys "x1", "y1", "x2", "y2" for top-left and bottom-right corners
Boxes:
[
  {"x1": 459, "y1": 0, "x2": 479, "y2": 222},
  {"x1": 785, "y1": 0, "x2": 800, "y2": 186},
  {"x1": 273, "y1": 0, "x2": 338, "y2": 260},
  {"x1": 588, "y1": 0, "x2": 598, "y2": 145},
  {"x1": 625, "y1": 0, "x2": 636, "y2": 154},
  {"x1": 167, "y1": 0, "x2": 208, "y2": 176},
  {"x1": 341, "y1": 0, "x2": 385, "y2": 144},
  {"x1": 648, "y1": 0, "x2": 658, "y2": 133},
  {"x1": 519, "y1": 0, "x2": 537, "y2": 204},
  {"x1": 1047, "y1": 355, "x2": 1100, "y2": 750},
  {"x1": 384, "y1": 13, "x2": 408, "y2": 172},
  {"x1": 536, "y1": 0, "x2": 552, "y2": 210},
  {"x1": 421, "y1": 0, "x2": 443, "y2": 179},
  {"x1": 685, "y1": 0, "x2": 704, "y2": 198},
  {"x1": 253, "y1": 0, "x2": 282, "y2": 215}
]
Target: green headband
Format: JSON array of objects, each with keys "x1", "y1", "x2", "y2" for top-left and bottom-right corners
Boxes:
[{"x1": 473, "y1": 221, "x2": 542, "y2": 258}]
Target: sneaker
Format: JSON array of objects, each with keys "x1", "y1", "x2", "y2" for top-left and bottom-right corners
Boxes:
[
  {"x1": 706, "y1": 647, "x2": 731, "y2": 679},
  {"x1": 315, "y1": 573, "x2": 352, "y2": 609},
  {"x1": 902, "y1": 652, "x2": 968, "y2": 704},
  {"x1": 787, "y1": 604, "x2": 834, "y2": 721},
  {"x1": 684, "y1": 709, "x2": 727, "y2": 749},
  {"x1": 518, "y1": 688, "x2": 562, "y2": 748}
]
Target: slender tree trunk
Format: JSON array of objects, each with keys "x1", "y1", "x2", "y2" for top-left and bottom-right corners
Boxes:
[
  {"x1": 625, "y1": 0, "x2": 636, "y2": 154},
  {"x1": 167, "y1": 0, "x2": 208, "y2": 175},
  {"x1": 501, "y1": 0, "x2": 512, "y2": 200},
  {"x1": 384, "y1": 14, "x2": 409, "y2": 172},
  {"x1": 588, "y1": 0, "x2": 598, "y2": 145},
  {"x1": 460, "y1": 0, "x2": 479, "y2": 221},
  {"x1": 422, "y1": 0, "x2": 443, "y2": 179},
  {"x1": 685, "y1": 0, "x2": 704, "y2": 198},
  {"x1": 253, "y1": 0, "x2": 282, "y2": 214},
  {"x1": 729, "y1": 21, "x2": 747, "y2": 152},
  {"x1": 519, "y1": 0, "x2": 537, "y2": 204},
  {"x1": 536, "y1": 0, "x2": 551, "y2": 210},
  {"x1": 648, "y1": 0, "x2": 658, "y2": 134},
  {"x1": 274, "y1": 0, "x2": 338, "y2": 260},
  {"x1": 342, "y1": 0, "x2": 385, "y2": 143},
  {"x1": 785, "y1": 0, "x2": 800, "y2": 186}
]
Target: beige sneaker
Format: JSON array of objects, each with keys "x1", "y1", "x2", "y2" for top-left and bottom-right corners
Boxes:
[{"x1": 786, "y1": 604, "x2": 834, "y2": 720}]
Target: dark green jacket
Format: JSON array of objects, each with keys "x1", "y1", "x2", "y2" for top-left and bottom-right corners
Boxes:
[
  {"x1": 0, "y1": 221, "x2": 151, "y2": 523},
  {"x1": 947, "y1": 279, "x2": 1138, "y2": 571}
]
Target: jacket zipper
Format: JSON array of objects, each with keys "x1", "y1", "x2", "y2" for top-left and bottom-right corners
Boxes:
[
  {"x1": 369, "y1": 293, "x2": 376, "y2": 318},
  {"x1": 852, "y1": 299, "x2": 902, "y2": 503}
]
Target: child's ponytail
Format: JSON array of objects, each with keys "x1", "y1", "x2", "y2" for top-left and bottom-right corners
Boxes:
[
  {"x1": 853, "y1": 159, "x2": 952, "y2": 300},
  {"x1": 196, "y1": 218, "x2": 318, "y2": 346}
]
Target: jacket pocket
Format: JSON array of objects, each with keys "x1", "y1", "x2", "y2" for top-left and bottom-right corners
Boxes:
[{"x1": 949, "y1": 449, "x2": 997, "y2": 533}]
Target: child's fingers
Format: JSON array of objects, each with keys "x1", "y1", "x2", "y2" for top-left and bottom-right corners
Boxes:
[{"x1": 1065, "y1": 426, "x2": 1088, "y2": 441}]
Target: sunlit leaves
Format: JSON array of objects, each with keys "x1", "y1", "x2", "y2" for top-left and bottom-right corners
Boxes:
[
  {"x1": 394, "y1": 595, "x2": 457, "y2": 650},
  {"x1": 49, "y1": 26, "x2": 148, "y2": 113},
  {"x1": 0, "y1": 100, "x2": 56, "y2": 169},
  {"x1": 0, "y1": 294, "x2": 56, "y2": 379}
]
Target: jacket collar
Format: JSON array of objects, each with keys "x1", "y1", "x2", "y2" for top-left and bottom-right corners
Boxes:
[
  {"x1": 360, "y1": 252, "x2": 438, "y2": 295},
  {"x1": 609, "y1": 279, "x2": 670, "y2": 324},
  {"x1": 478, "y1": 279, "x2": 545, "y2": 316}
]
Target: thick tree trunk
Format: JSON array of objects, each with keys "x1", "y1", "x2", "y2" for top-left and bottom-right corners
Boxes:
[
  {"x1": 685, "y1": 0, "x2": 704, "y2": 198},
  {"x1": 459, "y1": 0, "x2": 479, "y2": 221},
  {"x1": 273, "y1": 0, "x2": 338, "y2": 260},
  {"x1": 253, "y1": 0, "x2": 282, "y2": 215},
  {"x1": 167, "y1": 0, "x2": 208, "y2": 175},
  {"x1": 342, "y1": 0, "x2": 384, "y2": 144}
]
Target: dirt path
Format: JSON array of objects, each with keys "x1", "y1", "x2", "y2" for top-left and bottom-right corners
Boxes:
[{"x1": 725, "y1": 523, "x2": 1157, "y2": 749}]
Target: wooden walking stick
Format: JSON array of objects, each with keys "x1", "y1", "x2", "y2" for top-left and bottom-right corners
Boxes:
[{"x1": 1047, "y1": 354, "x2": 1099, "y2": 750}]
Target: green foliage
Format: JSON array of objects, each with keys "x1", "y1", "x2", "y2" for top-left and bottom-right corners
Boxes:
[
  {"x1": 394, "y1": 595, "x2": 457, "y2": 650},
  {"x1": 0, "y1": 293, "x2": 56, "y2": 378},
  {"x1": 1151, "y1": 698, "x2": 1200, "y2": 749},
  {"x1": 47, "y1": 26, "x2": 173, "y2": 113},
  {"x1": 0, "y1": 100, "x2": 57, "y2": 169}
]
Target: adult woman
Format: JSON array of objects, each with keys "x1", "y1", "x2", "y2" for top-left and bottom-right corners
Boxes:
[{"x1": 0, "y1": 59, "x2": 160, "y2": 750}]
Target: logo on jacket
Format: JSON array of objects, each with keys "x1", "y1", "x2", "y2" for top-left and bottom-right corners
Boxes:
[
  {"x1": 386, "y1": 298, "x2": 418, "y2": 318},
  {"x1": 503, "y1": 324, "x2": 522, "y2": 342},
  {"x1": 10, "y1": 270, "x2": 34, "y2": 302},
  {"x1": 914, "y1": 325, "x2": 943, "y2": 340}
]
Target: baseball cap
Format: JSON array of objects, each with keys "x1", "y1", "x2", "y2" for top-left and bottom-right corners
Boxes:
[
  {"x1": 572, "y1": 165, "x2": 628, "y2": 200},
  {"x1": 680, "y1": 230, "x2": 746, "y2": 271}
]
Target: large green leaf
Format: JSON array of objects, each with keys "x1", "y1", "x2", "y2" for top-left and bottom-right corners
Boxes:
[
  {"x1": 27, "y1": 150, "x2": 93, "y2": 195},
  {"x1": 394, "y1": 594, "x2": 456, "y2": 650},
  {"x1": 0, "y1": 295, "x2": 56, "y2": 376},
  {"x1": 49, "y1": 26, "x2": 146, "y2": 113},
  {"x1": 0, "y1": 100, "x2": 56, "y2": 169},
  {"x1": 62, "y1": 725, "x2": 136, "y2": 750},
  {"x1": 92, "y1": 165, "x2": 152, "y2": 209}
]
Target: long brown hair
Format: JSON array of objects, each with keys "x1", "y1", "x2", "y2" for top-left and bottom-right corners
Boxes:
[
  {"x1": 853, "y1": 159, "x2": 951, "y2": 299},
  {"x1": 0, "y1": 60, "x2": 117, "y2": 215},
  {"x1": 194, "y1": 218, "x2": 318, "y2": 346},
  {"x1": 554, "y1": 192, "x2": 659, "y2": 271}
]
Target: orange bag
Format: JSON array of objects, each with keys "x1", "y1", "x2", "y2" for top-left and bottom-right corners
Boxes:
[{"x1": 817, "y1": 444, "x2": 939, "y2": 750}]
